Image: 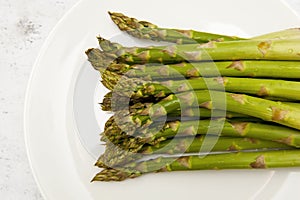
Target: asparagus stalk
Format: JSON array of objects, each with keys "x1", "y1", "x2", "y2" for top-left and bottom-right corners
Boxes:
[
  {"x1": 102, "y1": 91, "x2": 248, "y2": 118},
  {"x1": 96, "y1": 135, "x2": 293, "y2": 168},
  {"x1": 153, "y1": 119, "x2": 300, "y2": 146},
  {"x1": 109, "y1": 12, "x2": 300, "y2": 44},
  {"x1": 102, "y1": 94, "x2": 249, "y2": 118},
  {"x1": 138, "y1": 91, "x2": 300, "y2": 130},
  {"x1": 98, "y1": 37, "x2": 300, "y2": 64},
  {"x1": 101, "y1": 67, "x2": 300, "y2": 102},
  {"x1": 103, "y1": 116, "x2": 300, "y2": 149},
  {"x1": 105, "y1": 73, "x2": 300, "y2": 101},
  {"x1": 124, "y1": 61, "x2": 300, "y2": 79},
  {"x1": 92, "y1": 149, "x2": 300, "y2": 181},
  {"x1": 102, "y1": 89, "x2": 298, "y2": 114},
  {"x1": 110, "y1": 92, "x2": 300, "y2": 137},
  {"x1": 108, "y1": 12, "x2": 244, "y2": 44},
  {"x1": 87, "y1": 48, "x2": 300, "y2": 79},
  {"x1": 141, "y1": 136, "x2": 292, "y2": 154}
]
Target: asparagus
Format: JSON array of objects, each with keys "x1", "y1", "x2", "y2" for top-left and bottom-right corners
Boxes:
[
  {"x1": 102, "y1": 89, "x2": 298, "y2": 113},
  {"x1": 101, "y1": 66, "x2": 300, "y2": 102},
  {"x1": 103, "y1": 98, "x2": 299, "y2": 123},
  {"x1": 96, "y1": 135, "x2": 292, "y2": 168},
  {"x1": 102, "y1": 93, "x2": 249, "y2": 118},
  {"x1": 103, "y1": 116, "x2": 300, "y2": 149},
  {"x1": 120, "y1": 61, "x2": 300, "y2": 79},
  {"x1": 88, "y1": 18, "x2": 300, "y2": 183},
  {"x1": 92, "y1": 149, "x2": 300, "y2": 181},
  {"x1": 101, "y1": 92, "x2": 115, "y2": 111},
  {"x1": 98, "y1": 37, "x2": 300, "y2": 64},
  {"x1": 153, "y1": 119, "x2": 300, "y2": 147},
  {"x1": 108, "y1": 12, "x2": 244, "y2": 44},
  {"x1": 85, "y1": 48, "x2": 115, "y2": 72},
  {"x1": 109, "y1": 12, "x2": 300, "y2": 44},
  {"x1": 101, "y1": 92, "x2": 156, "y2": 111},
  {"x1": 87, "y1": 48, "x2": 300, "y2": 79},
  {"x1": 141, "y1": 136, "x2": 292, "y2": 154},
  {"x1": 106, "y1": 102, "x2": 300, "y2": 146},
  {"x1": 98, "y1": 116, "x2": 298, "y2": 168},
  {"x1": 105, "y1": 74, "x2": 300, "y2": 101},
  {"x1": 116, "y1": 90, "x2": 300, "y2": 131}
]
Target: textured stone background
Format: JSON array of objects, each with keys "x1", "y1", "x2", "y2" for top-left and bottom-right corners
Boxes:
[
  {"x1": 0, "y1": 1, "x2": 78, "y2": 199},
  {"x1": 0, "y1": 0, "x2": 299, "y2": 199}
]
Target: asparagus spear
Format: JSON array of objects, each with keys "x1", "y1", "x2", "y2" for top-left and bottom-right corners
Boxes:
[
  {"x1": 102, "y1": 116, "x2": 300, "y2": 149},
  {"x1": 104, "y1": 73, "x2": 300, "y2": 101},
  {"x1": 92, "y1": 149, "x2": 300, "y2": 181},
  {"x1": 101, "y1": 66, "x2": 300, "y2": 102},
  {"x1": 102, "y1": 88, "x2": 298, "y2": 114},
  {"x1": 102, "y1": 93, "x2": 249, "y2": 118},
  {"x1": 96, "y1": 135, "x2": 293, "y2": 168},
  {"x1": 135, "y1": 91, "x2": 300, "y2": 130},
  {"x1": 87, "y1": 48, "x2": 300, "y2": 79},
  {"x1": 109, "y1": 12, "x2": 300, "y2": 44},
  {"x1": 85, "y1": 48, "x2": 115, "y2": 72},
  {"x1": 101, "y1": 92, "x2": 157, "y2": 111},
  {"x1": 108, "y1": 12, "x2": 244, "y2": 44},
  {"x1": 120, "y1": 61, "x2": 300, "y2": 79},
  {"x1": 98, "y1": 37, "x2": 300, "y2": 64},
  {"x1": 141, "y1": 136, "x2": 292, "y2": 154},
  {"x1": 102, "y1": 99, "x2": 299, "y2": 142}
]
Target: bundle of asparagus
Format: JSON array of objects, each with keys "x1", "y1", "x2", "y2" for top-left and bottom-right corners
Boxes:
[{"x1": 86, "y1": 12, "x2": 300, "y2": 182}]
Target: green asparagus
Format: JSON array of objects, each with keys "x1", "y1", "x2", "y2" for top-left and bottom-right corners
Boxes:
[
  {"x1": 86, "y1": 15, "x2": 300, "y2": 182},
  {"x1": 87, "y1": 48, "x2": 300, "y2": 79},
  {"x1": 92, "y1": 150, "x2": 300, "y2": 181},
  {"x1": 98, "y1": 37, "x2": 300, "y2": 64},
  {"x1": 108, "y1": 12, "x2": 244, "y2": 44},
  {"x1": 137, "y1": 91, "x2": 300, "y2": 130},
  {"x1": 96, "y1": 135, "x2": 292, "y2": 168},
  {"x1": 103, "y1": 117, "x2": 300, "y2": 148},
  {"x1": 105, "y1": 74, "x2": 300, "y2": 101},
  {"x1": 109, "y1": 12, "x2": 300, "y2": 44}
]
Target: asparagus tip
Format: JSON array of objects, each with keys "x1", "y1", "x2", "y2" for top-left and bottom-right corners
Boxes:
[
  {"x1": 85, "y1": 48, "x2": 94, "y2": 55},
  {"x1": 108, "y1": 11, "x2": 123, "y2": 19},
  {"x1": 96, "y1": 35, "x2": 106, "y2": 42},
  {"x1": 92, "y1": 168, "x2": 141, "y2": 182},
  {"x1": 85, "y1": 47, "x2": 116, "y2": 72}
]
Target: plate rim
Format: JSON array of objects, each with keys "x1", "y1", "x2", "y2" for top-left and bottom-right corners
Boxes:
[{"x1": 24, "y1": 0, "x2": 85, "y2": 198}]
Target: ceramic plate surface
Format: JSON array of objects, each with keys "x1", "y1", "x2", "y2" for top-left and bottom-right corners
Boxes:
[{"x1": 25, "y1": 0, "x2": 300, "y2": 199}]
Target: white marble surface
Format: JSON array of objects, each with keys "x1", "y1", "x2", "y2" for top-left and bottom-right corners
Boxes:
[{"x1": 0, "y1": 0, "x2": 300, "y2": 199}]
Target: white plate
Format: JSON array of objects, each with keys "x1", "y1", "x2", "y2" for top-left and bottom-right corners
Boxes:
[{"x1": 24, "y1": 0, "x2": 300, "y2": 199}]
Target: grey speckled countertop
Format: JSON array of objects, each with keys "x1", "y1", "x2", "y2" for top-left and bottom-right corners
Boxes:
[
  {"x1": 0, "y1": 1, "x2": 78, "y2": 199},
  {"x1": 0, "y1": 0, "x2": 299, "y2": 199}
]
